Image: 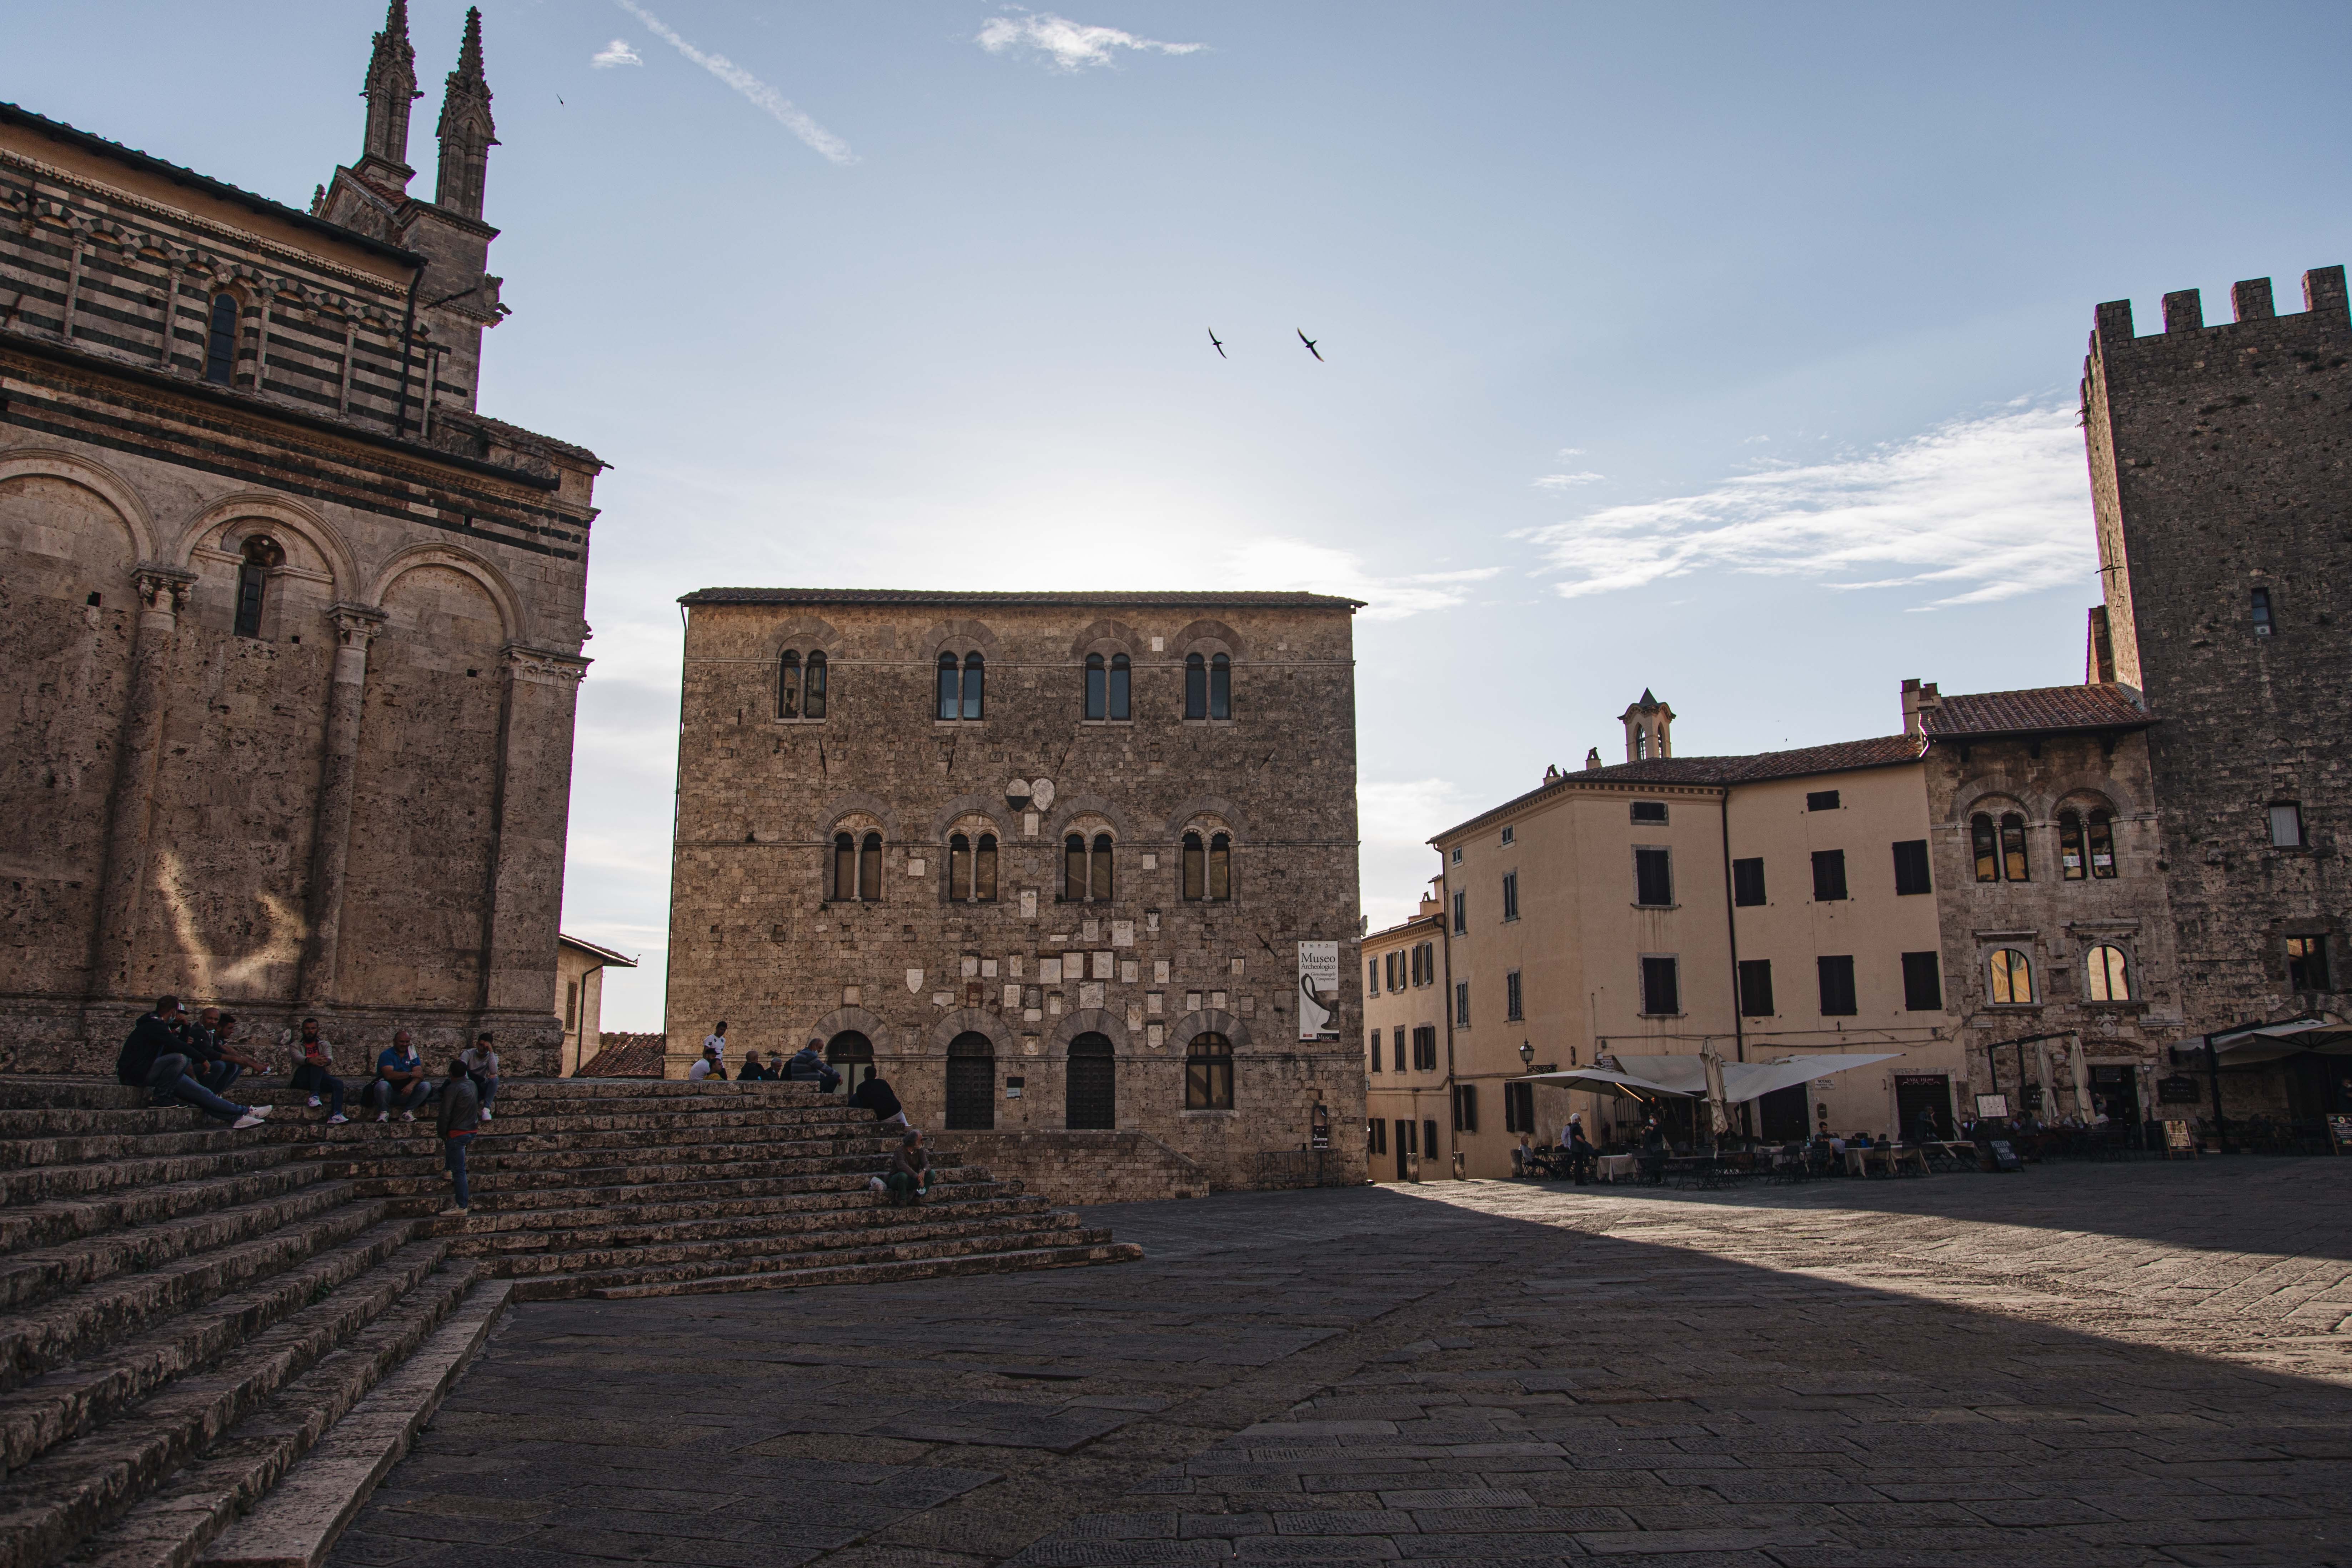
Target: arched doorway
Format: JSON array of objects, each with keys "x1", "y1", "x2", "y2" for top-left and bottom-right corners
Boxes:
[
  {"x1": 826, "y1": 1031, "x2": 872, "y2": 1094},
  {"x1": 1067, "y1": 1033, "x2": 1115, "y2": 1129},
  {"x1": 946, "y1": 1031, "x2": 994, "y2": 1129}
]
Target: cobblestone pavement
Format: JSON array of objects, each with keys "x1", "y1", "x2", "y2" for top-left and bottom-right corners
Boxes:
[{"x1": 330, "y1": 1159, "x2": 2352, "y2": 1568}]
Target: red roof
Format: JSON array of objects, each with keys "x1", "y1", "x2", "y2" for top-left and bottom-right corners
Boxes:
[
  {"x1": 1919, "y1": 684, "x2": 2153, "y2": 738},
  {"x1": 580, "y1": 1033, "x2": 665, "y2": 1078}
]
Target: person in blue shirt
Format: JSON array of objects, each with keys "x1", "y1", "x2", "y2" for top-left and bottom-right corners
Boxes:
[
  {"x1": 368, "y1": 1030, "x2": 430, "y2": 1121},
  {"x1": 784, "y1": 1038, "x2": 841, "y2": 1093}
]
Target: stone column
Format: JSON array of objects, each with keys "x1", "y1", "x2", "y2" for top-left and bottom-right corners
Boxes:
[
  {"x1": 89, "y1": 564, "x2": 197, "y2": 1002},
  {"x1": 479, "y1": 645, "x2": 590, "y2": 1066},
  {"x1": 296, "y1": 603, "x2": 388, "y2": 1007}
]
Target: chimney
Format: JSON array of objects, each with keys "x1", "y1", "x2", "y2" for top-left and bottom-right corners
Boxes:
[
  {"x1": 1900, "y1": 677, "x2": 1942, "y2": 738},
  {"x1": 1584, "y1": 747, "x2": 1602, "y2": 771}
]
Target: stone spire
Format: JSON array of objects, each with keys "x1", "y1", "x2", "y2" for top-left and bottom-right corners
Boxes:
[
  {"x1": 357, "y1": 0, "x2": 421, "y2": 187},
  {"x1": 433, "y1": 7, "x2": 499, "y2": 221}
]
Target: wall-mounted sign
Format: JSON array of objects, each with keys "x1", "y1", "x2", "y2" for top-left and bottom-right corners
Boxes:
[
  {"x1": 1297, "y1": 941, "x2": 1339, "y2": 1040},
  {"x1": 1005, "y1": 1076, "x2": 1024, "y2": 1100},
  {"x1": 1975, "y1": 1093, "x2": 2010, "y2": 1118},
  {"x1": 2157, "y1": 1075, "x2": 2202, "y2": 1103}
]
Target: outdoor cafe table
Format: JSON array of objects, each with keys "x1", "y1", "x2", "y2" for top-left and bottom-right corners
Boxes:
[
  {"x1": 1595, "y1": 1153, "x2": 1639, "y2": 1182},
  {"x1": 1842, "y1": 1144, "x2": 1931, "y2": 1176}
]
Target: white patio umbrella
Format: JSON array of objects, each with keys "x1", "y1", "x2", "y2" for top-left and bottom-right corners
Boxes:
[{"x1": 1518, "y1": 1053, "x2": 1901, "y2": 1104}]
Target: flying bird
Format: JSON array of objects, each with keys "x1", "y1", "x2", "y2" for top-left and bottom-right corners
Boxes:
[
  {"x1": 1297, "y1": 329, "x2": 1323, "y2": 362},
  {"x1": 1207, "y1": 328, "x2": 1226, "y2": 359}
]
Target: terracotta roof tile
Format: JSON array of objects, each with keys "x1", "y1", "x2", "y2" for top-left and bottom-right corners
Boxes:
[
  {"x1": 580, "y1": 1033, "x2": 665, "y2": 1078},
  {"x1": 680, "y1": 588, "x2": 1363, "y2": 609},
  {"x1": 1919, "y1": 683, "x2": 2154, "y2": 737}
]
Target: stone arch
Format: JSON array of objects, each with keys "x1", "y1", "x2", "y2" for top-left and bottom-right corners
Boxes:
[
  {"x1": 764, "y1": 615, "x2": 844, "y2": 660},
  {"x1": 366, "y1": 541, "x2": 526, "y2": 645},
  {"x1": 1955, "y1": 788, "x2": 2031, "y2": 826},
  {"x1": 927, "y1": 1008, "x2": 1014, "y2": 1055},
  {"x1": 2048, "y1": 773, "x2": 2144, "y2": 819},
  {"x1": 808, "y1": 1005, "x2": 898, "y2": 1056},
  {"x1": 1044, "y1": 792, "x2": 1135, "y2": 842},
  {"x1": 1167, "y1": 1009, "x2": 1254, "y2": 1053},
  {"x1": 172, "y1": 491, "x2": 358, "y2": 600},
  {"x1": 1159, "y1": 793, "x2": 1251, "y2": 843},
  {"x1": 0, "y1": 448, "x2": 161, "y2": 561},
  {"x1": 1067, "y1": 617, "x2": 1140, "y2": 658},
  {"x1": 1170, "y1": 617, "x2": 1246, "y2": 660},
  {"x1": 819, "y1": 791, "x2": 900, "y2": 842},
  {"x1": 1049, "y1": 1007, "x2": 1132, "y2": 1052},
  {"x1": 926, "y1": 792, "x2": 1016, "y2": 844},
  {"x1": 919, "y1": 617, "x2": 1002, "y2": 664}
]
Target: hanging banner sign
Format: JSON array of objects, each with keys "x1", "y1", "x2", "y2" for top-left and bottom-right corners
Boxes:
[{"x1": 1297, "y1": 941, "x2": 1339, "y2": 1041}]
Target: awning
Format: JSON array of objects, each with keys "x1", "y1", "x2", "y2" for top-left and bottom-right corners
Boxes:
[
  {"x1": 2198, "y1": 1017, "x2": 2352, "y2": 1064},
  {"x1": 1518, "y1": 1053, "x2": 1901, "y2": 1105}
]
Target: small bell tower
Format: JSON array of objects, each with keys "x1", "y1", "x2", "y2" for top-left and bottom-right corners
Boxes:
[{"x1": 1620, "y1": 689, "x2": 1674, "y2": 762}]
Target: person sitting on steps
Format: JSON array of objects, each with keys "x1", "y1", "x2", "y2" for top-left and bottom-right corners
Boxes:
[
  {"x1": 849, "y1": 1064, "x2": 910, "y2": 1129},
  {"x1": 687, "y1": 1043, "x2": 726, "y2": 1081},
  {"x1": 879, "y1": 1128, "x2": 930, "y2": 1206},
  {"x1": 115, "y1": 996, "x2": 272, "y2": 1129},
  {"x1": 369, "y1": 1030, "x2": 430, "y2": 1121},
  {"x1": 288, "y1": 1017, "x2": 348, "y2": 1123},
  {"x1": 785, "y1": 1038, "x2": 842, "y2": 1093},
  {"x1": 737, "y1": 1051, "x2": 771, "y2": 1081},
  {"x1": 461, "y1": 1033, "x2": 499, "y2": 1122}
]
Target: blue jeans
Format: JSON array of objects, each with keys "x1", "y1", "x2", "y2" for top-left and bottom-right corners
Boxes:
[
  {"x1": 474, "y1": 1076, "x2": 497, "y2": 1111},
  {"x1": 292, "y1": 1063, "x2": 345, "y2": 1117},
  {"x1": 368, "y1": 1078, "x2": 430, "y2": 1114},
  {"x1": 198, "y1": 1059, "x2": 241, "y2": 1095},
  {"x1": 145, "y1": 1053, "x2": 247, "y2": 1122},
  {"x1": 444, "y1": 1134, "x2": 472, "y2": 1207}
]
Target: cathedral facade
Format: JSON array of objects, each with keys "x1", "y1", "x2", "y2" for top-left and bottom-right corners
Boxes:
[{"x1": 0, "y1": 5, "x2": 602, "y2": 1072}]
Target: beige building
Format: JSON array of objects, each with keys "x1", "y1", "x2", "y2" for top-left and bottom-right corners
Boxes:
[
  {"x1": 0, "y1": 8, "x2": 602, "y2": 1074},
  {"x1": 556, "y1": 934, "x2": 638, "y2": 1077},
  {"x1": 1361, "y1": 898, "x2": 1448, "y2": 1179}
]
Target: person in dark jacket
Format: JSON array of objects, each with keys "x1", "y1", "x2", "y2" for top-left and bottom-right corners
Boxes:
[
  {"x1": 115, "y1": 996, "x2": 270, "y2": 1127},
  {"x1": 849, "y1": 1065, "x2": 909, "y2": 1128},
  {"x1": 737, "y1": 1051, "x2": 772, "y2": 1081},
  {"x1": 882, "y1": 1128, "x2": 930, "y2": 1206},
  {"x1": 435, "y1": 1057, "x2": 481, "y2": 1216},
  {"x1": 785, "y1": 1039, "x2": 841, "y2": 1093},
  {"x1": 1566, "y1": 1119, "x2": 1598, "y2": 1184}
]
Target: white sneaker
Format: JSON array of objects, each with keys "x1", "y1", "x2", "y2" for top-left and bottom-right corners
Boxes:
[
  {"x1": 438, "y1": 1205, "x2": 468, "y2": 1217},
  {"x1": 245, "y1": 1105, "x2": 273, "y2": 1120},
  {"x1": 232, "y1": 1113, "x2": 266, "y2": 1129},
  {"x1": 400, "y1": 1111, "x2": 414, "y2": 1122},
  {"x1": 480, "y1": 1109, "x2": 492, "y2": 1122},
  {"x1": 307, "y1": 1096, "x2": 321, "y2": 1108},
  {"x1": 326, "y1": 1114, "x2": 348, "y2": 1124},
  {"x1": 376, "y1": 1112, "x2": 390, "y2": 1123}
]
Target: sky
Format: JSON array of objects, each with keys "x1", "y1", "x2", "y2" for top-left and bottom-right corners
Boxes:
[{"x1": 16, "y1": 2, "x2": 2352, "y2": 1030}]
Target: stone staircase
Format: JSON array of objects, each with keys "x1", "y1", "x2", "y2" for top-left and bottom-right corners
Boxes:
[{"x1": 0, "y1": 1073, "x2": 1138, "y2": 1568}]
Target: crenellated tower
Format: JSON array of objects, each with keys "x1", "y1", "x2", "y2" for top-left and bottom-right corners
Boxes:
[{"x1": 433, "y1": 7, "x2": 497, "y2": 221}]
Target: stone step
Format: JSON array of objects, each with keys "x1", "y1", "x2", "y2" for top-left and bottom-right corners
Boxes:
[
  {"x1": 60, "y1": 1261, "x2": 477, "y2": 1568},
  {"x1": 0, "y1": 1168, "x2": 332, "y2": 1259},
  {"x1": 324, "y1": 1151, "x2": 929, "y2": 1201},
  {"x1": 0, "y1": 1144, "x2": 294, "y2": 1211},
  {"x1": 265, "y1": 1102, "x2": 884, "y2": 1138},
  {"x1": 436, "y1": 1185, "x2": 1057, "y2": 1247},
  {"x1": 0, "y1": 1128, "x2": 264, "y2": 1174},
  {"x1": 0, "y1": 1108, "x2": 212, "y2": 1142},
  {"x1": 462, "y1": 1206, "x2": 1090, "y2": 1279},
  {"x1": 0, "y1": 1242, "x2": 451, "y2": 1568},
  {"x1": 0, "y1": 1082, "x2": 154, "y2": 1113},
  {"x1": 578, "y1": 1238, "x2": 1146, "y2": 1301},
  {"x1": 511, "y1": 1223, "x2": 1126, "y2": 1300},
  {"x1": 0, "y1": 1211, "x2": 396, "y2": 1398},
  {"x1": 0, "y1": 1182, "x2": 362, "y2": 1314},
  {"x1": 291, "y1": 1126, "x2": 899, "y2": 1166},
  {"x1": 345, "y1": 1162, "x2": 1009, "y2": 1212}
]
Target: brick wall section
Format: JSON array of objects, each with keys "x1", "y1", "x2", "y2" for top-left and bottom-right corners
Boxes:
[
  {"x1": 663, "y1": 591, "x2": 1369, "y2": 1193},
  {"x1": 2085, "y1": 267, "x2": 2352, "y2": 1035}
]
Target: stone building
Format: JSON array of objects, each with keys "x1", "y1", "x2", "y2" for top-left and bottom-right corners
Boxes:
[
  {"x1": 0, "y1": 4, "x2": 601, "y2": 1073},
  {"x1": 1906, "y1": 679, "x2": 2185, "y2": 1128},
  {"x1": 2083, "y1": 267, "x2": 2352, "y2": 1129},
  {"x1": 663, "y1": 588, "x2": 1367, "y2": 1199}
]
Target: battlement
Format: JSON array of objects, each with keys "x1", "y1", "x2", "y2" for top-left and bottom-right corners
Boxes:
[{"x1": 2092, "y1": 265, "x2": 2348, "y2": 349}]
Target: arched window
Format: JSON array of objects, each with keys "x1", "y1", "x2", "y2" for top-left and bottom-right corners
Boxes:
[
  {"x1": 778, "y1": 651, "x2": 801, "y2": 719},
  {"x1": 858, "y1": 831, "x2": 882, "y2": 901},
  {"x1": 232, "y1": 535, "x2": 280, "y2": 640},
  {"x1": 1085, "y1": 654, "x2": 1106, "y2": 720},
  {"x1": 832, "y1": 832, "x2": 856, "y2": 901},
  {"x1": 1209, "y1": 831, "x2": 1231, "y2": 900},
  {"x1": 804, "y1": 651, "x2": 827, "y2": 719},
  {"x1": 946, "y1": 1031, "x2": 994, "y2": 1129},
  {"x1": 1210, "y1": 652, "x2": 1231, "y2": 719},
  {"x1": 974, "y1": 833, "x2": 997, "y2": 901},
  {"x1": 2086, "y1": 808, "x2": 2116, "y2": 878},
  {"x1": 936, "y1": 653, "x2": 958, "y2": 720},
  {"x1": 1185, "y1": 1032, "x2": 1234, "y2": 1110},
  {"x1": 2000, "y1": 813, "x2": 2030, "y2": 882},
  {"x1": 1182, "y1": 831, "x2": 1204, "y2": 900},
  {"x1": 1064, "y1": 834, "x2": 1086, "y2": 901},
  {"x1": 1109, "y1": 653, "x2": 1130, "y2": 721},
  {"x1": 1184, "y1": 653, "x2": 1207, "y2": 720},
  {"x1": 949, "y1": 832, "x2": 972, "y2": 900},
  {"x1": 2058, "y1": 810, "x2": 2086, "y2": 880},
  {"x1": 204, "y1": 292, "x2": 239, "y2": 385},
  {"x1": 1635, "y1": 727, "x2": 1650, "y2": 760},
  {"x1": 1062, "y1": 832, "x2": 1114, "y2": 902},
  {"x1": 946, "y1": 832, "x2": 999, "y2": 902},
  {"x1": 962, "y1": 652, "x2": 984, "y2": 719},
  {"x1": 1091, "y1": 832, "x2": 1114, "y2": 901},
  {"x1": 1988, "y1": 947, "x2": 2035, "y2": 1005},
  {"x1": 825, "y1": 1030, "x2": 872, "y2": 1092},
  {"x1": 2085, "y1": 945, "x2": 2131, "y2": 1002},
  {"x1": 1067, "y1": 1032, "x2": 1115, "y2": 1129},
  {"x1": 1972, "y1": 814, "x2": 1999, "y2": 883}
]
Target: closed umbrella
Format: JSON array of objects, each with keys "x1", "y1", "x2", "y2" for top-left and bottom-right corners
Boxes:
[{"x1": 1701, "y1": 1051, "x2": 1731, "y2": 1141}]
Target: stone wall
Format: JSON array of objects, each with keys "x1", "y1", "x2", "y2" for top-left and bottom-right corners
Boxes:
[
  {"x1": 926, "y1": 1129, "x2": 1211, "y2": 1206},
  {"x1": 663, "y1": 591, "x2": 1369, "y2": 1193},
  {"x1": 2086, "y1": 269, "x2": 2352, "y2": 1048}
]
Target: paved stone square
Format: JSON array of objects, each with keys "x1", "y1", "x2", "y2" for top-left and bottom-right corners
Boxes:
[{"x1": 332, "y1": 1160, "x2": 2352, "y2": 1568}]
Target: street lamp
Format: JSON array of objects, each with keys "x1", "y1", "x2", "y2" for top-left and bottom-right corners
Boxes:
[{"x1": 1519, "y1": 1040, "x2": 1534, "y2": 1072}]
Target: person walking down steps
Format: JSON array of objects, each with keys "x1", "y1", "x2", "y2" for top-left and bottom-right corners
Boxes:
[{"x1": 436, "y1": 1056, "x2": 481, "y2": 1217}]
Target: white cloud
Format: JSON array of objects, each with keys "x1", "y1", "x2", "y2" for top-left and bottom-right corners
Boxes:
[
  {"x1": 1225, "y1": 537, "x2": 1498, "y2": 621},
  {"x1": 977, "y1": 11, "x2": 1205, "y2": 70},
  {"x1": 591, "y1": 38, "x2": 642, "y2": 67},
  {"x1": 1556, "y1": 447, "x2": 1585, "y2": 457},
  {"x1": 1532, "y1": 471, "x2": 1604, "y2": 490},
  {"x1": 1517, "y1": 399, "x2": 2093, "y2": 608},
  {"x1": 614, "y1": 0, "x2": 854, "y2": 164}
]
